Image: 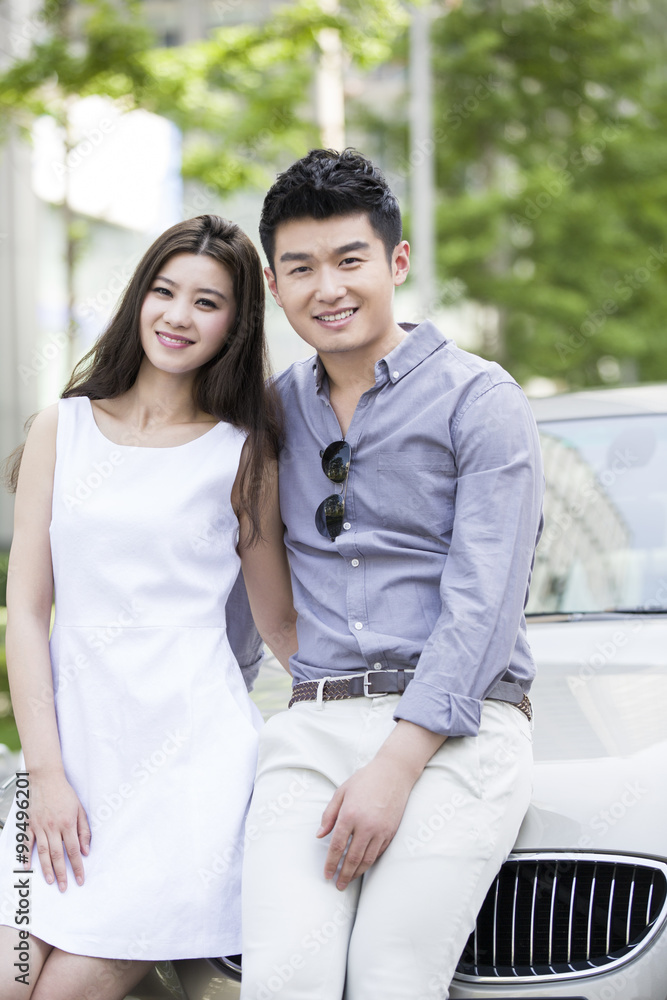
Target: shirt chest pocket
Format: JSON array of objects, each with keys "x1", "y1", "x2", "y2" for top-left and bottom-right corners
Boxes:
[{"x1": 376, "y1": 453, "x2": 457, "y2": 538}]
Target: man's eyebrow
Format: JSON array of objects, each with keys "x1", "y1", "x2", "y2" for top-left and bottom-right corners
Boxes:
[
  {"x1": 278, "y1": 241, "x2": 371, "y2": 264},
  {"x1": 153, "y1": 275, "x2": 227, "y2": 299},
  {"x1": 278, "y1": 252, "x2": 313, "y2": 263},
  {"x1": 335, "y1": 241, "x2": 370, "y2": 255}
]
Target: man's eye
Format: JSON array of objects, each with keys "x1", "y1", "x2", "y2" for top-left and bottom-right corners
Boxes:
[
  {"x1": 340, "y1": 257, "x2": 361, "y2": 265},
  {"x1": 290, "y1": 266, "x2": 310, "y2": 275}
]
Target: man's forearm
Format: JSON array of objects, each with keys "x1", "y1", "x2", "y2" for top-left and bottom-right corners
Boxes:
[{"x1": 374, "y1": 718, "x2": 447, "y2": 781}]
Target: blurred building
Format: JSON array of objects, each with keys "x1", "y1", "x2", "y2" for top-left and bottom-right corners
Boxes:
[{"x1": 529, "y1": 433, "x2": 632, "y2": 613}]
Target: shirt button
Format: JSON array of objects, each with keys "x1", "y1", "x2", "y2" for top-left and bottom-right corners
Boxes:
[
  {"x1": 351, "y1": 558, "x2": 360, "y2": 567},
  {"x1": 343, "y1": 522, "x2": 351, "y2": 530},
  {"x1": 354, "y1": 622, "x2": 363, "y2": 631},
  {"x1": 392, "y1": 370, "x2": 399, "y2": 379},
  {"x1": 372, "y1": 662, "x2": 382, "y2": 670}
]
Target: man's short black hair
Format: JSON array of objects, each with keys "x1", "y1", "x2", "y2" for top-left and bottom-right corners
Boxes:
[{"x1": 260, "y1": 148, "x2": 402, "y2": 272}]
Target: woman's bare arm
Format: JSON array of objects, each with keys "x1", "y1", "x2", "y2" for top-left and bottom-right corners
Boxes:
[
  {"x1": 6, "y1": 404, "x2": 91, "y2": 891},
  {"x1": 234, "y1": 449, "x2": 297, "y2": 673}
]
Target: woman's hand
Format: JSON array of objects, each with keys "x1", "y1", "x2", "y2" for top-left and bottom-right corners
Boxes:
[{"x1": 28, "y1": 771, "x2": 91, "y2": 892}]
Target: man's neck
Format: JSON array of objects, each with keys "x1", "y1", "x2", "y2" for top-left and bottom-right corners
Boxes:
[
  {"x1": 319, "y1": 321, "x2": 407, "y2": 395},
  {"x1": 320, "y1": 322, "x2": 407, "y2": 437}
]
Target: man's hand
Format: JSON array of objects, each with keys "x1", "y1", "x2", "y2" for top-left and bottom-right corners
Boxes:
[
  {"x1": 316, "y1": 719, "x2": 447, "y2": 890},
  {"x1": 317, "y1": 755, "x2": 416, "y2": 890}
]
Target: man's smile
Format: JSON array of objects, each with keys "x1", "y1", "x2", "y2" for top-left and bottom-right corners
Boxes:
[{"x1": 313, "y1": 308, "x2": 358, "y2": 325}]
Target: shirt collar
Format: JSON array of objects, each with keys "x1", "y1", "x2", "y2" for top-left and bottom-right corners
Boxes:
[
  {"x1": 379, "y1": 320, "x2": 449, "y2": 385},
  {"x1": 311, "y1": 319, "x2": 449, "y2": 393}
]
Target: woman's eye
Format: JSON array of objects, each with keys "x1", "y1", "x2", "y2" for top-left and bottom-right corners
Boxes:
[
  {"x1": 197, "y1": 298, "x2": 217, "y2": 308},
  {"x1": 153, "y1": 286, "x2": 171, "y2": 296}
]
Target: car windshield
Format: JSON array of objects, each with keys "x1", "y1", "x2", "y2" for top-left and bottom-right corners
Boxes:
[{"x1": 527, "y1": 412, "x2": 667, "y2": 615}]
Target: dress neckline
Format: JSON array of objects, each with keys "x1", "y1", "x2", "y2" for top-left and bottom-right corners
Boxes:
[{"x1": 82, "y1": 395, "x2": 223, "y2": 451}]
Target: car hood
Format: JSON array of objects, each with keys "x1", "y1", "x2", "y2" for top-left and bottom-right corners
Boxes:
[{"x1": 514, "y1": 616, "x2": 667, "y2": 859}]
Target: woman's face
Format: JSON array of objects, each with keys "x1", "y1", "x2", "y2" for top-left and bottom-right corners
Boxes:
[{"x1": 139, "y1": 253, "x2": 236, "y2": 375}]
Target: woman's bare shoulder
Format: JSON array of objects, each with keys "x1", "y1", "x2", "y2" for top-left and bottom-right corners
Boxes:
[{"x1": 25, "y1": 403, "x2": 59, "y2": 449}]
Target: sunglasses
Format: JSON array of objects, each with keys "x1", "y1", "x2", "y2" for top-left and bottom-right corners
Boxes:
[{"x1": 315, "y1": 440, "x2": 352, "y2": 541}]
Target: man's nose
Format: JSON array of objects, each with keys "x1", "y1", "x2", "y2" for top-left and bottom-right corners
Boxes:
[{"x1": 315, "y1": 269, "x2": 346, "y2": 302}]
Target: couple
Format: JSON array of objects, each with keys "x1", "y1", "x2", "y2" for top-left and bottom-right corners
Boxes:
[{"x1": 0, "y1": 148, "x2": 544, "y2": 999}]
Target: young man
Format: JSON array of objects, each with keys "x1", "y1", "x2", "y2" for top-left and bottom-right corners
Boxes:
[{"x1": 240, "y1": 148, "x2": 544, "y2": 1000}]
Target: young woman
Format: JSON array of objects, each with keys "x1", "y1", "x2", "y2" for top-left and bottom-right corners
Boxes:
[{"x1": 0, "y1": 215, "x2": 297, "y2": 999}]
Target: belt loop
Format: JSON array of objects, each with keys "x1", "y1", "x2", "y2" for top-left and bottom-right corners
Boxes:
[
  {"x1": 315, "y1": 677, "x2": 327, "y2": 711},
  {"x1": 397, "y1": 668, "x2": 405, "y2": 693}
]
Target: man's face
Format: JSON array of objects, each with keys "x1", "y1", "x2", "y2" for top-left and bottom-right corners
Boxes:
[{"x1": 266, "y1": 213, "x2": 409, "y2": 364}]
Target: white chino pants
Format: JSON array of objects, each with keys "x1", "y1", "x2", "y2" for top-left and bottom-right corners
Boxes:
[{"x1": 240, "y1": 694, "x2": 533, "y2": 1000}]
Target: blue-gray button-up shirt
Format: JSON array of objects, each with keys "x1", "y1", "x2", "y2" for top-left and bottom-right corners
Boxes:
[{"x1": 275, "y1": 320, "x2": 544, "y2": 738}]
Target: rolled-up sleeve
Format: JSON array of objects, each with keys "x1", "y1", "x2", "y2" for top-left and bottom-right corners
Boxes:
[{"x1": 393, "y1": 381, "x2": 544, "y2": 737}]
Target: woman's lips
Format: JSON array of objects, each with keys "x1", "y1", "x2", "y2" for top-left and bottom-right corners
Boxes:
[{"x1": 155, "y1": 331, "x2": 194, "y2": 349}]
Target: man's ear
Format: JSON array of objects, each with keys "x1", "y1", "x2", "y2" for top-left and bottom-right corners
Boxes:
[
  {"x1": 264, "y1": 266, "x2": 283, "y2": 308},
  {"x1": 392, "y1": 240, "x2": 410, "y2": 287}
]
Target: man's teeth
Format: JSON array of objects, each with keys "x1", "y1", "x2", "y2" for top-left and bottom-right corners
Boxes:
[{"x1": 318, "y1": 309, "x2": 355, "y2": 322}]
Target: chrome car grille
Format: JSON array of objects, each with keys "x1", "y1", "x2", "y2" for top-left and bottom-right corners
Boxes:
[{"x1": 455, "y1": 854, "x2": 667, "y2": 982}]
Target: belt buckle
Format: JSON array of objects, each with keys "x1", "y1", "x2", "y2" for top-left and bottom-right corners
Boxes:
[{"x1": 363, "y1": 670, "x2": 388, "y2": 698}]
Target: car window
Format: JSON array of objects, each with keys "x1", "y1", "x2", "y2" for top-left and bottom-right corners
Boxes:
[{"x1": 527, "y1": 413, "x2": 667, "y2": 614}]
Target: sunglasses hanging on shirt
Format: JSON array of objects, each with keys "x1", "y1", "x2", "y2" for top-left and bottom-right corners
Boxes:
[{"x1": 315, "y1": 440, "x2": 351, "y2": 541}]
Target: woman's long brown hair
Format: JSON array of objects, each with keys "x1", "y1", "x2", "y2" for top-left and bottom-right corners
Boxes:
[{"x1": 7, "y1": 215, "x2": 281, "y2": 541}]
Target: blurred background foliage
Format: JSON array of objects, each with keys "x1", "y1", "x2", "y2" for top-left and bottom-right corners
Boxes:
[{"x1": 1, "y1": 0, "x2": 665, "y2": 388}]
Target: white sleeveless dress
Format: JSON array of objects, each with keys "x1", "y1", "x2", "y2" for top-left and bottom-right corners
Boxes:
[{"x1": 0, "y1": 396, "x2": 263, "y2": 960}]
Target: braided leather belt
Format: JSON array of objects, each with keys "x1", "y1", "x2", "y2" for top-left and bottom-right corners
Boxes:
[
  {"x1": 288, "y1": 669, "x2": 415, "y2": 708},
  {"x1": 288, "y1": 669, "x2": 533, "y2": 723}
]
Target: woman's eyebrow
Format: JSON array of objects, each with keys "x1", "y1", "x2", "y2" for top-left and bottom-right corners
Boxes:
[{"x1": 153, "y1": 275, "x2": 227, "y2": 299}]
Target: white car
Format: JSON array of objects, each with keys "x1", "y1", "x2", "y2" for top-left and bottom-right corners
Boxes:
[
  {"x1": 2, "y1": 383, "x2": 666, "y2": 1000},
  {"x1": 450, "y1": 383, "x2": 667, "y2": 999}
]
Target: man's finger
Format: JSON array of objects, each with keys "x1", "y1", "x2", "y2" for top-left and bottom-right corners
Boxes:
[
  {"x1": 317, "y1": 787, "x2": 344, "y2": 838},
  {"x1": 324, "y1": 824, "x2": 353, "y2": 881},
  {"x1": 334, "y1": 833, "x2": 381, "y2": 890}
]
